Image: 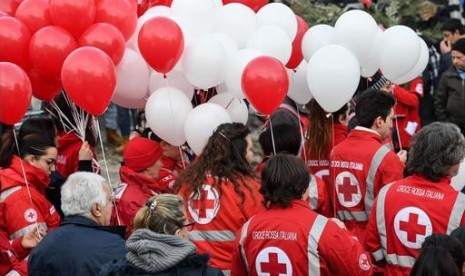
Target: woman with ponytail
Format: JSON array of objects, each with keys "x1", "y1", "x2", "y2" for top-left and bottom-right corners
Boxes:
[
  {"x1": 0, "y1": 127, "x2": 61, "y2": 240},
  {"x1": 100, "y1": 194, "x2": 223, "y2": 275}
]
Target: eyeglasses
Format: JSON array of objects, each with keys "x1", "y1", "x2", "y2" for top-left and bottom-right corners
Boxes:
[{"x1": 180, "y1": 221, "x2": 195, "y2": 231}]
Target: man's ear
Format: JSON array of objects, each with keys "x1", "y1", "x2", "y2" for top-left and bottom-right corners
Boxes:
[
  {"x1": 91, "y1": 203, "x2": 101, "y2": 218},
  {"x1": 374, "y1": 116, "x2": 383, "y2": 129}
]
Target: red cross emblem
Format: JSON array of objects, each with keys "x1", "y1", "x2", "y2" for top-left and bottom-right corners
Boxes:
[
  {"x1": 338, "y1": 177, "x2": 358, "y2": 202},
  {"x1": 399, "y1": 213, "x2": 427, "y2": 243},
  {"x1": 256, "y1": 247, "x2": 292, "y2": 276},
  {"x1": 191, "y1": 190, "x2": 216, "y2": 219},
  {"x1": 335, "y1": 171, "x2": 361, "y2": 207},
  {"x1": 394, "y1": 207, "x2": 432, "y2": 249},
  {"x1": 24, "y1": 208, "x2": 38, "y2": 223},
  {"x1": 188, "y1": 185, "x2": 220, "y2": 224},
  {"x1": 261, "y1": 253, "x2": 287, "y2": 276}
]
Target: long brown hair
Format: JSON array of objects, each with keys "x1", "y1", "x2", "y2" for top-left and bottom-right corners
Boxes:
[
  {"x1": 174, "y1": 123, "x2": 257, "y2": 207},
  {"x1": 305, "y1": 100, "x2": 349, "y2": 159}
]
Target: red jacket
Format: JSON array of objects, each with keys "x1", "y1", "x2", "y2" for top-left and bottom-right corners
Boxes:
[
  {"x1": 56, "y1": 133, "x2": 99, "y2": 179},
  {"x1": 329, "y1": 128, "x2": 405, "y2": 243},
  {"x1": 0, "y1": 156, "x2": 60, "y2": 240},
  {"x1": 305, "y1": 123, "x2": 348, "y2": 213},
  {"x1": 112, "y1": 165, "x2": 175, "y2": 237},
  {"x1": 231, "y1": 200, "x2": 372, "y2": 276},
  {"x1": 177, "y1": 175, "x2": 264, "y2": 271},
  {"x1": 0, "y1": 231, "x2": 29, "y2": 276},
  {"x1": 364, "y1": 175, "x2": 465, "y2": 276},
  {"x1": 392, "y1": 78, "x2": 423, "y2": 150},
  {"x1": 307, "y1": 175, "x2": 332, "y2": 217}
]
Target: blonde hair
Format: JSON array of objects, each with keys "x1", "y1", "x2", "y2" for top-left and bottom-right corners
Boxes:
[{"x1": 133, "y1": 194, "x2": 186, "y2": 235}]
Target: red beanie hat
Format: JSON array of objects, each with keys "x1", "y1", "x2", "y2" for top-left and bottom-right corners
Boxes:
[{"x1": 123, "y1": 137, "x2": 163, "y2": 172}]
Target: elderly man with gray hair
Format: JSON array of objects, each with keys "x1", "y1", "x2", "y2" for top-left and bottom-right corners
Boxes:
[
  {"x1": 28, "y1": 172, "x2": 126, "y2": 276},
  {"x1": 364, "y1": 122, "x2": 465, "y2": 275}
]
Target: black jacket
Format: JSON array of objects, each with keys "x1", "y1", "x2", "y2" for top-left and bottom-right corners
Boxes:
[
  {"x1": 28, "y1": 216, "x2": 127, "y2": 276},
  {"x1": 434, "y1": 66, "x2": 465, "y2": 132},
  {"x1": 99, "y1": 253, "x2": 224, "y2": 276}
]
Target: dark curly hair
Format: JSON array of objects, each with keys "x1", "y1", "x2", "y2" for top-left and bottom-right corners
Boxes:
[
  {"x1": 174, "y1": 123, "x2": 257, "y2": 209},
  {"x1": 260, "y1": 154, "x2": 309, "y2": 209}
]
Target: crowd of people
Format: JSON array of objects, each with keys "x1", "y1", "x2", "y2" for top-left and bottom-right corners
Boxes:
[{"x1": 4, "y1": 1, "x2": 465, "y2": 276}]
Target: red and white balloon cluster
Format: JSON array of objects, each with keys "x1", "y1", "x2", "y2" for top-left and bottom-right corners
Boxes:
[
  {"x1": 132, "y1": 0, "x2": 306, "y2": 154},
  {"x1": 0, "y1": 0, "x2": 137, "y2": 125},
  {"x1": 302, "y1": 10, "x2": 428, "y2": 112}
]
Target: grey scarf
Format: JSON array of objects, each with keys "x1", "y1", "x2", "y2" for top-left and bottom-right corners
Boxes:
[{"x1": 126, "y1": 229, "x2": 196, "y2": 273}]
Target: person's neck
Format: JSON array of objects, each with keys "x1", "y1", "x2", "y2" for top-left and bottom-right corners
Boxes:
[{"x1": 354, "y1": 126, "x2": 381, "y2": 137}]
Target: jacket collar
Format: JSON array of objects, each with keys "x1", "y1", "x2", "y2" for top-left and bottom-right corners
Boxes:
[{"x1": 62, "y1": 215, "x2": 126, "y2": 238}]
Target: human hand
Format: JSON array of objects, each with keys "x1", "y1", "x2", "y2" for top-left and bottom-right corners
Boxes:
[
  {"x1": 440, "y1": 39, "x2": 451, "y2": 54},
  {"x1": 21, "y1": 227, "x2": 46, "y2": 249},
  {"x1": 397, "y1": 150, "x2": 407, "y2": 164},
  {"x1": 78, "y1": 141, "x2": 93, "y2": 161}
]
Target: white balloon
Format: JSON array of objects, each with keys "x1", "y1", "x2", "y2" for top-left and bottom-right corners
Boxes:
[
  {"x1": 149, "y1": 70, "x2": 195, "y2": 100},
  {"x1": 393, "y1": 38, "x2": 429, "y2": 85},
  {"x1": 126, "y1": 8, "x2": 174, "y2": 52},
  {"x1": 333, "y1": 10, "x2": 379, "y2": 67},
  {"x1": 287, "y1": 60, "x2": 313, "y2": 105},
  {"x1": 114, "y1": 48, "x2": 150, "y2": 101},
  {"x1": 145, "y1": 87, "x2": 193, "y2": 146},
  {"x1": 246, "y1": 25, "x2": 292, "y2": 64},
  {"x1": 223, "y1": 49, "x2": 262, "y2": 99},
  {"x1": 379, "y1": 25, "x2": 421, "y2": 81},
  {"x1": 301, "y1": 24, "x2": 334, "y2": 61},
  {"x1": 184, "y1": 103, "x2": 232, "y2": 155},
  {"x1": 214, "y1": 3, "x2": 257, "y2": 48},
  {"x1": 256, "y1": 3, "x2": 297, "y2": 40},
  {"x1": 207, "y1": 33, "x2": 239, "y2": 56},
  {"x1": 307, "y1": 45, "x2": 360, "y2": 112},
  {"x1": 216, "y1": 82, "x2": 228, "y2": 94},
  {"x1": 171, "y1": 0, "x2": 217, "y2": 37},
  {"x1": 208, "y1": 93, "x2": 249, "y2": 124},
  {"x1": 360, "y1": 28, "x2": 382, "y2": 78},
  {"x1": 182, "y1": 36, "x2": 227, "y2": 89}
]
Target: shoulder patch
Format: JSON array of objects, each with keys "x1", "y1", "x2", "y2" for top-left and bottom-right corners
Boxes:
[{"x1": 24, "y1": 208, "x2": 38, "y2": 223}]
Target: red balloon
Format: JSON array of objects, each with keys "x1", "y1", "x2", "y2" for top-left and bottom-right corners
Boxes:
[
  {"x1": 0, "y1": 0, "x2": 19, "y2": 16},
  {"x1": 0, "y1": 62, "x2": 32, "y2": 125},
  {"x1": 0, "y1": 16, "x2": 31, "y2": 70},
  {"x1": 29, "y1": 26, "x2": 78, "y2": 79},
  {"x1": 79, "y1": 23, "x2": 125, "y2": 64},
  {"x1": 96, "y1": 0, "x2": 137, "y2": 41},
  {"x1": 28, "y1": 68, "x2": 62, "y2": 101},
  {"x1": 137, "y1": 0, "x2": 172, "y2": 16},
  {"x1": 138, "y1": 16, "x2": 184, "y2": 74},
  {"x1": 222, "y1": 0, "x2": 267, "y2": 12},
  {"x1": 61, "y1": 47, "x2": 117, "y2": 116},
  {"x1": 286, "y1": 15, "x2": 309, "y2": 69},
  {"x1": 15, "y1": 0, "x2": 52, "y2": 33},
  {"x1": 242, "y1": 56, "x2": 289, "y2": 115},
  {"x1": 50, "y1": 0, "x2": 96, "y2": 38}
]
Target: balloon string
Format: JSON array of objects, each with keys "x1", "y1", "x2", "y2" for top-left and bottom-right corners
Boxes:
[
  {"x1": 389, "y1": 85, "x2": 403, "y2": 151},
  {"x1": 268, "y1": 115, "x2": 277, "y2": 155},
  {"x1": 296, "y1": 105, "x2": 307, "y2": 163},
  {"x1": 12, "y1": 130, "x2": 41, "y2": 238},
  {"x1": 96, "y1": 120, "x2": 121, "y2": 226},
  {"x1": 328, "y1": 113, "x2": 337, "y2": 218},
  {"x1": 178, "y1": 146, "x2": 186, "y2": 169}
]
